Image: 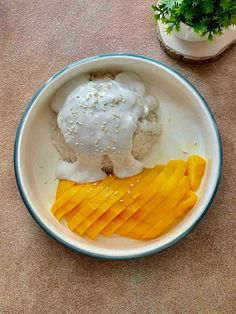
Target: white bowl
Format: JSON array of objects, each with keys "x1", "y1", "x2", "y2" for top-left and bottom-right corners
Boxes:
[{"x1": 14, "y1": 54, "x2": 222, "y2": 259}]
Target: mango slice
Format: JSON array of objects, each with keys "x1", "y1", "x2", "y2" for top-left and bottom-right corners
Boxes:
[
  {"x1": 51, "y1": 155, "x2": 206, "y2": 241},
  {"x1": 116, "y1": 160, "x2": 187, "y2": 236},
  {"x1": 73, "y1": 171, "x2": 147, "y2": 234},
  {"x1": 101, "y1": 160, "x2": 177, "y2": 237},
  {"x1": 55, "y1": 176, "x2": 115, "y2": 220},
  {"x1": 126, "y1": 176, "x2": 190, "y2": 238},
  {"x1": 51, "y1": 185, "x2": 82, "y2": 215},
  {"x1": 187, "y1": 155, "x2": 206, "y2": 191},
  {"x1": 56, "y1": 180, "x2": 75, "y2": 198},
  {"x1": 85, "y1": 166, "x2": 164, "y2": 239},
  {"x1": 174, "y1": 190, "x2": 197, "y2": 217},
  {"x1": 142, "y1": 190, "x2": 197, "y2": 239}
]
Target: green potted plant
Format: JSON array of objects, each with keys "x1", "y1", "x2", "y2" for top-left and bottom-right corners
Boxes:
[{"x1": 152, "y1": 0, "x2": 236, "y2": 42}]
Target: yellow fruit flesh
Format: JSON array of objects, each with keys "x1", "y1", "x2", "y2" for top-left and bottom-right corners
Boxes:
[
  {"x1": 74, "y1": 171, "x2": 147, "y2": 235},
  {"x1": 187, "y1": 155, "x2": 206, "y2": 191},
  {"x1": 126, "y1": 176, "x2": 189, "y2": 238},
  {"x1": 142, "y1": 190, "x2": 197, "y2": 239},
  {"x1": 51, "y1": 185, "x2": 82, "y2": 215},
  {"x1": 116, "y1": 160, "x2": 187, "y2": 236},
  {"x1": 55, "y1": 176, "x2": 115, "y2": 220},
  {"x1": 174, "y1": 190, "x2": 197, "y2": 217},
  {"x1": 101, "y1": 160, "x2": 177, "y2": 237},
  {"x1": 56, "y1": 180, "x2": 75, "y2": 198},
  {"x1": 51, "y1": 155, "x2": 205, "y2": 241},
  {"x1": 86, "y1": 166, "x2": 164, "y2": 239}
]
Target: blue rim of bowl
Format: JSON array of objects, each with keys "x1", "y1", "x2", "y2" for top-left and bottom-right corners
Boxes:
[{"x1": 14, "y1": 53, "x2": 222, "y2": 260}]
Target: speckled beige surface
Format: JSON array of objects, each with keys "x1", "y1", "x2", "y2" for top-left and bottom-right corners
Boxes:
[{"x1": 0, "y1": 1, "x2": 236, "y2": 313}]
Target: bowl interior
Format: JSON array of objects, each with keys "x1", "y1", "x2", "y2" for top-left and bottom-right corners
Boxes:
[{"x1": 16, "y1": 55, "x2": 221, "y2": 258}]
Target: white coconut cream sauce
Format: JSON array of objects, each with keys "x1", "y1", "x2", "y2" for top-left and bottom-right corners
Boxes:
[{"x1": 50, "y1": 72, "x2": 158, "y2": 183}]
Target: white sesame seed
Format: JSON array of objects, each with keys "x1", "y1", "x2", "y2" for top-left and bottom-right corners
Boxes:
[
  {"x1": 112, "y1": 139, "x2": 117, "y2": 143},
  {"x1": 115, "y1": 124, "x2": 119, "y2": 128},
  {"x1": 119, "y1": 199, "x2": 124, "y2": 202},
  {"x1": 112, "y1": 147, "x2": 116, "y2": 150},
  {"x1": 112, "y1": 113, "x2": 120, "y2": 118},
  {"x1": 114, "y1": 191, "x2": 118, "y2": 195},
  {"x1": 80, "y1": 143, "x2": 84, "y2": 146},
  {"x1": 130, "y1": 184, "x2": 134, "y2": 187},
  {"x1": 128, "y1": 190, "x2": 131, "y2": 194},
  {"x1": 90, "y1": 130, "x2": 94, "y2": 136}
]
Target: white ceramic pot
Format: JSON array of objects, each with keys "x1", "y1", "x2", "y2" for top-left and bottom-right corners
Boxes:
[{"x1": 173, "y1": 22, "x2": 208, "y2": 42}]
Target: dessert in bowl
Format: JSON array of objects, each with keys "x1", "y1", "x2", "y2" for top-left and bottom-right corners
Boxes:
[{"x1": 14, "y1": 54, "x2": 222, "y2": 259}]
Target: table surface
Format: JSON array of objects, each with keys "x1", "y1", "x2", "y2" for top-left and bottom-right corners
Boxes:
[{"x1": 1, "y1": 1, "x2": 235, "y2": 313}]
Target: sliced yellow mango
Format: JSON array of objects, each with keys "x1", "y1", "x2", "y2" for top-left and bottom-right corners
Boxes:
[
  {"x1": 55, "y1": 176, "x2": 115, "y2": 220},
  {"x1": 116, "y1": 160, "x2": 187, "y2": 236},
  {"x1": 101, "y1": 160, "x2": 177, "y2": 237},
  {"x1": 64, "y1": 206, "x2": 80, "y2": 221},
  {"x1": 74, "y1": 171, "x2": 147, "y2": 235},
  {"x1": 56, "y1": 180, "x2": 75, "y2": 199},
  {"x1": 86, "y1": 166, "x2": 164, "y2": 239},
  {"x1": 142, "y1": 216, "x2": 173, "y2": 239},
  {"x1": 68, "y1": 171, "x2": 145, "y2": 231},
  {"x1": 142, "y1": 189, "x2": 197, "y2": 239},
  {"x1": 51, "y1": 185, "x2": 82, "y2": 214},
  {"x1": 187, "y1": 155, "x2": 206, "y2": 191},
  {"x1": 126, "y1": 176, "x2": 189, "y2": 238},
  {"x1": 174, "y1": 190, "x2": 197, "y2": 217},
  {"x1": 51, "y1": 155, "x2": 205, "y2": 241}
]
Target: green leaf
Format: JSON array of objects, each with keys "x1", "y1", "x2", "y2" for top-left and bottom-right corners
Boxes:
[
  {"x1": 166, "y1": 25, "x2": 174, "y2": 34},
  {"x1": 151, "y1": 5, "x2": 158, "y2": 11},
  {"x1": 208, "y1": 32, "x2": 213, "y2": 41},
  {"x1": 220, "y1": 0, "x2": 231, "y2": 10},
  {"x1": 162, "y1": 0, "x2": 176, "y2": 9}
]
